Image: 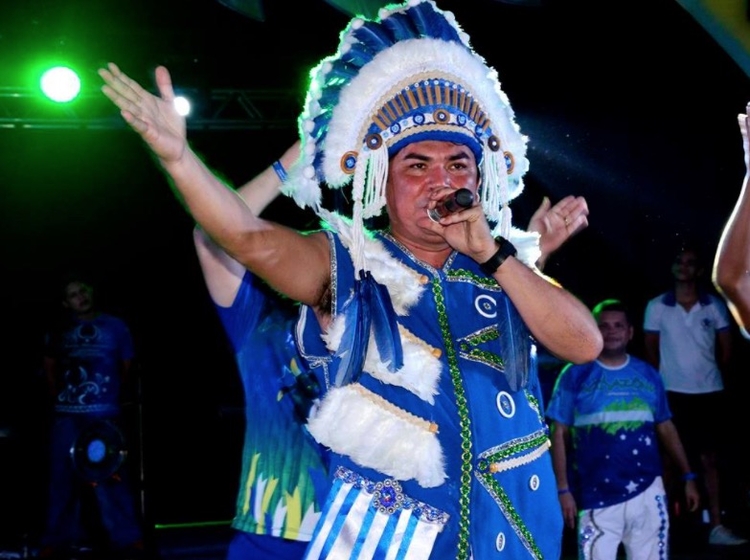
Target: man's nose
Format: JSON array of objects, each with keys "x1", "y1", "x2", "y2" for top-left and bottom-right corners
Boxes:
[{"x1": 427, "y1": 166, "x2": 451, "y2": 188}]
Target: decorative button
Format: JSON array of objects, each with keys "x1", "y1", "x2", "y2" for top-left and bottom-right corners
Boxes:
[
  {"x1": 474, "y1": 294, "x2": 497, "y2": 319},
  {"x1": 529, "y1": 474, "x2": 540, "y2": 491},
  {"x1": 496, "y1": 391, "x2": 515, "y2": 418},
  {"x1": 365, "y1": 133, "x2": 383, "y2": 150},
  {"x1": 495, "y1": 532, "x2": 506, "y2": 551},
  {"x1": 504, "y1": 151, "x2": 515, "y2": 174},
  {"x1": 340, "y1": 151, "x2": 358, "y2": 174},
  {"x1": 433, "y1": 108, "x2": 450, "y2": 123}
]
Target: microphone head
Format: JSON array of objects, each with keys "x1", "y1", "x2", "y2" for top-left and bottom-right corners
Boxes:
[{"x1": 453, "y1": 188, "x2": 474, "y2": 209}]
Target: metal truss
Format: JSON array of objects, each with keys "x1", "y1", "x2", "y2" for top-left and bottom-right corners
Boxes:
[{"x1": 0, "y1": 87, "x2": 299, "y2": 130}]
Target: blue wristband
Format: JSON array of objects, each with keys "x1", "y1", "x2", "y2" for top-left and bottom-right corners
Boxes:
[
  {"x1": 682, "y1": 472, "x2": 698, "y2": 482},
  {"x1": 557, "y1": 488, "x2": 571, "y2": 495},
  {"x1": 272, "y1": 160, "x2": 287, "y2": 182}
]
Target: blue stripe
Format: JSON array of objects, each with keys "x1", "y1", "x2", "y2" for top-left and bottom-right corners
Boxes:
[
  {"x1": 372, "y1": 510, "x2": 401, "y2": 560},
  {"x1": 351, "y1": 503, "x2": 377, "y2": 559},
  {"x1": 320, "y1": 484, "x2": 359, "y2": 558},
  {"x1": 394, "y1": 514, "x2": 419, "y2": 560}
]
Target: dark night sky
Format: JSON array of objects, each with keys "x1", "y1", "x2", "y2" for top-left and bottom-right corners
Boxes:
[{"x1": 2, "y1": 0, "x2": 750, "y2": 527}]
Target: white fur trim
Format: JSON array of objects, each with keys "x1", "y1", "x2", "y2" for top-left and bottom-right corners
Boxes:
[
  {"x1": 322, "y1": 38, "x2": 527, "y2": 194},
  {"x1": 504, "y1": 226, "x2": 542, "y2": 270},
  {"x1": 321, "y1": 210, "x2": 425, "y2": 314},
  {"x1": 307, "y1": 384, "x2": 447, "y2": 488},
  {"x1": 322, "y1": 317, "x2": 441, "y2": 404}
]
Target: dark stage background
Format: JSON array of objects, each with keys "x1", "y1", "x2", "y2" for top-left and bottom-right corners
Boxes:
[{"x1": 2, "y1": 0, "x2": 750, "y2": 543}]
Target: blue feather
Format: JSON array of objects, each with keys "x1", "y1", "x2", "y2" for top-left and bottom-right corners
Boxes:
[
  {"x1": 368, "y1": 273, "x2": 404, "y2": 372},
  {"x1": 352, "y1": 20, "x2": 396, "y2": 53},
  {"x1": 409, "y1": 1, "x2": 462, "y2": 42},
  {"x1": 497, "y1": 300, "x2": 530, "y2": 391},
  {"x1": 334, "y1": 285, "x2": 368, "y2": 387},
  {"x1": 333, "y1": 270, "x2": 404, "y2": 386},
  {"x1": 382, "y1": 11, "x2": 420, "y2": 42},
  {"x1": 326, "y1": 59, "x2": 359, "y2": 85}
]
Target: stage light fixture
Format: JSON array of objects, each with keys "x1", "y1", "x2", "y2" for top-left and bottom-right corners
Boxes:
[
  {"x1": 40, "y1": 66, "x2": 81, "y2": 103},
  {"x1": 174, "y1": 95, "x2": 191, "y2": 117}
]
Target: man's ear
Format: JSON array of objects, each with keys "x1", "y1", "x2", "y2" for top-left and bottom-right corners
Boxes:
[{"x1": 628, "y1": 325, "x2": 634, "y2": 342}]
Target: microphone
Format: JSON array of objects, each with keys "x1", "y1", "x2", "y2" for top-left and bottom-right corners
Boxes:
[{"x1": 427, "y1": 188, "x2": 475, "y2": 222}]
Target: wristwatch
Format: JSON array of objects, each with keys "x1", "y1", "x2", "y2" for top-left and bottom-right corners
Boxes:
[{"x1": 479, "y1": 236, "x2": 517, "y2": 276}]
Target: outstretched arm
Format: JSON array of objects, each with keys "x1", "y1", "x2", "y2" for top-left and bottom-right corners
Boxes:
[
  {"x1": 528, "y1": 195, "x2": 589, "y2": 270},
  {"x1": 713, "y1": 103, "x2": 750, "y2": 333},
  {"x1": 194, "y1": 142, "x2": 300, "y2": 307},
  {"x1": 99, "y1": 64, "x2": 329, "y2": 310}
]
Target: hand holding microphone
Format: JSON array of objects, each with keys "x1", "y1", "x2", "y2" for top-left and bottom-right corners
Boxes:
[{"x1": 427, "y1": 188, "x2": 475, "y2": 222}]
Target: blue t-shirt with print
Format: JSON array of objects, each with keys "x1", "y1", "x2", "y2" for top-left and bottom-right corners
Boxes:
[
  {"x1": 45, "y1": 313, "x2": 134, "y2": 417},
  {"x1": 546, "y1": 355, "x2": 671, "y2": 510}
]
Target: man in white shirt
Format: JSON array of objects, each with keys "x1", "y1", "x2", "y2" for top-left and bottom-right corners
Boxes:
[{"x1": 644, "y1": 246, "x2": 744, "y2": 546}]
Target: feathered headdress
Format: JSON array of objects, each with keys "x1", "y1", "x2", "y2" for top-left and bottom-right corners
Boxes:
[
  {"x1": 284, "y1": 0, "x2": 529, "y2": 272},
  {"x1": 283, "y1": 0, "x2": 532, "y2": 386}
]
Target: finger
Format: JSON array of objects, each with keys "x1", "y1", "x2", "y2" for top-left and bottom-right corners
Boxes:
[
  {"x1": 119, "y1": 109, "x2": 149, "y2": 134},
  {"x1": 562, "y1": 197, "x2": 588, "y2": 218},
  {"x1": 568, "y1": 215, "x2": 588, "y2": 236},
  {"x1": 155, "y1": 65, "x2": 176, "y2": 103},
  {"x1": 437, "y1": 204, "x2": 482, "y2": 226},
  {"x1": 531, "y1": 195, "x2": 551, "y2": 217},
  {"x1": 100, "y1": 63, "x2": 147, "y2": 108},
  {"x1": 549, "y1": 195, "x2": 574, "y2": 214},
  {"x1": 101, "y1": 83, "x2": 144, "y2": 120}
]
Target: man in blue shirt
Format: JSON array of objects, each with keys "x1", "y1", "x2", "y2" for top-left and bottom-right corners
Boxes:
[{"x1": 547, "y1": 299, "x2": 699, "y2": 559}]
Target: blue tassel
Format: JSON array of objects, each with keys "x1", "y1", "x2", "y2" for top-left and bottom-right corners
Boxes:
[
  {"x1": 334, "y1": 270, "x2": 404, "y2": 387},
  {"x1": 497, "y1": 301, "x2": 530, "y2": 391},
  {"x1": 367, "y1": 271, "x2": 404, "y2": 373}
]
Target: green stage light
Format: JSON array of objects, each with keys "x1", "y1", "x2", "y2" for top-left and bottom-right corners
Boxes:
[{"x1": 40, "y1": 66, "x2": 81, "y2": 103}]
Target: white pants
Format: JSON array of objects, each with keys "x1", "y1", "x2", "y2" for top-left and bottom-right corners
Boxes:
[{"x1": 578, "y1": 476, "x2": 669, "y2": 560}]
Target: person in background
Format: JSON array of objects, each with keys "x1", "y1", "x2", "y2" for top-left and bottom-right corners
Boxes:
[
  {"x1": 547, "y1": 299, "x2": 700, "y2": 559},
  {"x1": 39, "y1": 276, "x2": 145, "y2": 559},
  {"x1": 644, "y1": 245, "x2": 745, "y2": 546},
  {"x1": 99, "y1": 1, "x2": 603, "y2": 557},
  {"x1": 193, "y1": 141, "x2": 329, "y2": 560}
]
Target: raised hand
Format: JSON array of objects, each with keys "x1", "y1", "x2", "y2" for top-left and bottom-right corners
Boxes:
[
  {"x1": 528, "y1": 195, "x2": 589, "y2": 268},
  {"x1": 99, "y1": 63, "x2": 186, "y2": 164}
]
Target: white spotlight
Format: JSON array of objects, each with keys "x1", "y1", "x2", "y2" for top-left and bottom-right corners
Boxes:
[{"x1": 173, "y1": 96, "x2": 191, "y2": 117}]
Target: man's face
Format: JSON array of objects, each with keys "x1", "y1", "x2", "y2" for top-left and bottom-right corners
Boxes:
[
  {"x1": 671, "y1": 250, "x2": 701, "y2": 282},
  {"x1": 597, "y1": 310, "x2": 632, "y2": 355},
  {"x1": 63, "y1": 281, "x2": 94, "y2": 314},
  {"x1": 385, "y1": 140, "x2": 479, "y2": 245}
]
